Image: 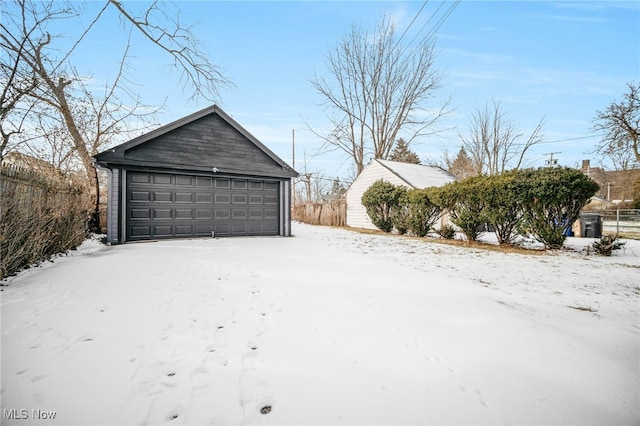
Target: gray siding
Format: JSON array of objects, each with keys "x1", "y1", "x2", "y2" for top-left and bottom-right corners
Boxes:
[
  {"x1": 279, "y1": 180, "x2": 292, "y2": 236},
  {"x1": 96, "y1": 106, "x2": 297, "y2": 241},
  {"x1": 106, "y1": 168, "x2": 120, "y2": 244},
  {"x1": 124, "y1": 114, "x2": 282, "y2": 175}
]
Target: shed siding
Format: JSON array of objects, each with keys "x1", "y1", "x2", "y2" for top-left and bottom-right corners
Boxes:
[
  {"x1": 346, "y1": 161, "x2": 409, "y2": 229},
  {"x1": 106, "y1": 168, "x2": 120, "y2": 244},
  {"x1": 124, "y1": 114, "x2": 283, "y2": 175}
]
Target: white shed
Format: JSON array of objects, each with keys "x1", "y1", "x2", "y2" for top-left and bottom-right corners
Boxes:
[{"x1": 345, "y1": 159, "x2": 456, "y2": 229}]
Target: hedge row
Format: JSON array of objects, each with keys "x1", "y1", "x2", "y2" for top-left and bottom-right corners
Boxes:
[
  {"x1": 1, "y1": 165, "x2": 92, "y2": 279},
  {"x1": 361, "y1": 167, "x2": 600, "y2": 249},
  {"x1": 361, "y1": 182, "x2": 443, "y2": 237}
]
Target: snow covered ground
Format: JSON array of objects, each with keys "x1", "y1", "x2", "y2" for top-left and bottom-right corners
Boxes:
[{"x1": 1, "y1": 222, "x2": 639, "y2": 425}]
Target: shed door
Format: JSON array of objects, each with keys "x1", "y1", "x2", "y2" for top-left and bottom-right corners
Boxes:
[{"x1": 126, "y1": 171, "x2": 279, "y2": 240}]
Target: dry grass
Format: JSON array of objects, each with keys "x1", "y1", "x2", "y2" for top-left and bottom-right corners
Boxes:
[
  {"x1": 337, "y1": 225, "x2": 548, "y2": 256},
  {"x1": 1, "y1": 165, "x2": 91, "y2": 279}
]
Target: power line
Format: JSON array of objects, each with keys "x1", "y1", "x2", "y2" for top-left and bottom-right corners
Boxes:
[
  {"x1": 537, "y1": 134, "x2": 603, "y2": 144},
  {"x1": 393, "y1": 0, "x2": 429, "y2": 51},
  {"x1": 404, "y1": 0, "x2": 460, "y2": 49},
  {"x1": 426, "y1": 134, "x2": 605, "y2": 150},
  {"x1": 403, "y1": 1, "x2": 445, "y2": 49},
  {"x1": 429, "y1": 0, "x2": 460, "y2": 39}
]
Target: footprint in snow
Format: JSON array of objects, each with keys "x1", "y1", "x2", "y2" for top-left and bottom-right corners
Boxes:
[
  {"x1": 475, "y1": 389, "x2": 489, "y2": 408},
  {"x1": 205, "y1": 344, "x2": 229, "y2": 367},
  {"x1": 30, "y1": 374, "x2": 47, "y2": 383},
  {"x1": 164, "y1": 406, "x2": 184, "y2": 422},
  {"x1": 78, "y1": 334, "x2": 96, "y2": 342},
  {"x1": 260, "y1": 406, "x2": 272, "y2": 415}
]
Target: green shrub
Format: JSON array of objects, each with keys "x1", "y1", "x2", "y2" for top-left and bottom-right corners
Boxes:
[
  {"x1": 406, "y1": 188, "x2": 442, "y2": 237},
  {"x1": 519, "y1": 167, "x2": 599, "y2": 249},
  {"x1": 389, "y1": 186, "x2": 410, "y2": 235},
  {"x1": 591, "y1": 234, "x2": 626, "y2": 256},
  {"x1": 437, "y1": 224, "x2": 456, "y2": 239},
  {"x1": 361, "y1": 179, "x2": 403, "y2": 233},
  {"x1": 431, "y1": 177, "x2": 487, "y2": 242},
  {"x1": 482, "y1": 171, "x2": 528, "y2": 245}
]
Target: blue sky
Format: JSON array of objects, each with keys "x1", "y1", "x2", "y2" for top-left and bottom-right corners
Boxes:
[{"x1": 64, "y1": 1, "x2": 639, "y2": 180}]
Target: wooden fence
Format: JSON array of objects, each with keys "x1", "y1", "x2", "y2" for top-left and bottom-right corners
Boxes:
[
  {"x1": 293, "y1": 200, "x2": 346, "y2": 227},
  {"x1": 0, "y1": 164, "x2": 91, "y2": 280}
]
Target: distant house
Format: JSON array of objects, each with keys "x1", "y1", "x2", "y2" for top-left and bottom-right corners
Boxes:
[
  {"x1": 345, "y1": 159, "x2": 456, "y2": 230},
  {"x1": 1, "y1": 152, "x2": 62, "y2": 178},
  {"x1": 581, "y1": 159, "x2": 640, "y2": 203},
  {"x1": 95, "y1": 105, "x2": 298, "y2": 243}
]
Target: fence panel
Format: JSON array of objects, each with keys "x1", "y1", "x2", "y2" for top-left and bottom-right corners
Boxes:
[
  {"x1": 1, "y1": 165, "x2": 91, "y2": 279},
  {"x1": 600, "y1": 209, "x2": 640, "y2": 237},
  {"x1": 293, "y1": 200, "x2": 346, "y2": 227}
]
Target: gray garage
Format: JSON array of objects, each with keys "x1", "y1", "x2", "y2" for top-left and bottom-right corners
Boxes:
[{"x1": 95, "y1": 105, "x2": 297, "y2": 243}]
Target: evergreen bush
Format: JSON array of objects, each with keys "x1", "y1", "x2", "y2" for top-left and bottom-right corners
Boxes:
[
  {"x1": 431, "y1": 177, "x2": 487, "y2": 242},
  {"x1": 361, "y1": 179, "x2": 402, "y2": 233},
  {"x1": 437, "y1": 224, "x2": 456, "y2": 239},
  {"x1": 389, "y1": 186, "x2": 410, "y2": 235},
  {"x1": 519, "y1": 167, "x2": 599, "y2": 249},
  {"x1": 482, "y1": 171, "x2": 528, "y2": 245},
  {"x1": 406, "y1": 188, "x2": 442, "y2": 237},
  {"x1": 591, "y1": 234, "x2": 626, "y2": 256}
]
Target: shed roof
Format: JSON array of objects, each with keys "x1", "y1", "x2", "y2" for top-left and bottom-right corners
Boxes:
[{"x1": 375, "y1": 159, "x2": 455, "y2": 188}]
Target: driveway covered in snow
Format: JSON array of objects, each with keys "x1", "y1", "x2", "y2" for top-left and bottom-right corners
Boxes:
[{"x1": 1, "y1": 223, "x2": 639, "y2": 425}]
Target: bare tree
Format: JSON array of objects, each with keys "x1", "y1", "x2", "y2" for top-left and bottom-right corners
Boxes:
[
  {"x1": 310, "y1": 16, "x2": 447, "y2": 175},
  {"x1": 1, "y1": 0, "x2": 232, "y2": 230},
  {"x1": 0, "y1": 0, "x2": 41, "y2": 161},
  {"x1": 460, "y1": 101, "x2": 544, "y2": 175},
  {"x1": 295, "y1": 158, "x2": 329, "y2": 203},
  {"x1": 593, "y1": 82, "x2": 640, "y2": 164},
  {"x1": 106, "y1": 0, "x2": 231, "y2": 102}
]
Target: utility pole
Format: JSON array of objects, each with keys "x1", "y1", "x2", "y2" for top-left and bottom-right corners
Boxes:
[
  {"x1": 544, "y1": 152, "x2": 561, "y2": 167},
  {"x1": 292, "y1": 129, "x2": 296, "y2": 207},
  {"x1": 606, "y1": 181, "x2": 615, "y2": 200}
]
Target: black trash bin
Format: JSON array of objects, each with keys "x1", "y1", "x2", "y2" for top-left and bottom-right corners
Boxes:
[{"x1": 580, "y1": 213, "x2": 603, "y2": 238}]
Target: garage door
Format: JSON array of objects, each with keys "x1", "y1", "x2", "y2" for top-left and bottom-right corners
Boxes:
[{"x1": 126, "y1": 171, "x2": 279, "y2": 240}]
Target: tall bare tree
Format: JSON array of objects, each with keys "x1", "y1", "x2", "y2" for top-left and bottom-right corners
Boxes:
[
  {"x1": 0, "y1": 0, "x2": 41, "y2": 161},
  {"x1": 1, "y1": 0, "x2": 232, "y2": 230},
  {"x1": 592, "y1": 82, "x2": 640, "y2": 165},
  {"x1": 460, "y1": 101, "x2": 544, "y2": 175},
  {"x1": 294, "y1": 156, "x2": 329, "y2": 203},
  {"x1": 310, "y1": 16, "x2": 447, "y2": 175}
]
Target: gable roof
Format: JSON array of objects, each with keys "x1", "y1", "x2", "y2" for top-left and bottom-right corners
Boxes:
[
  {"x1": 375, "y1": 159, "x2": 456, "y2": 188},
  {"x1": 95, "y1": 105, "x2": 297, "y2": 178}
]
